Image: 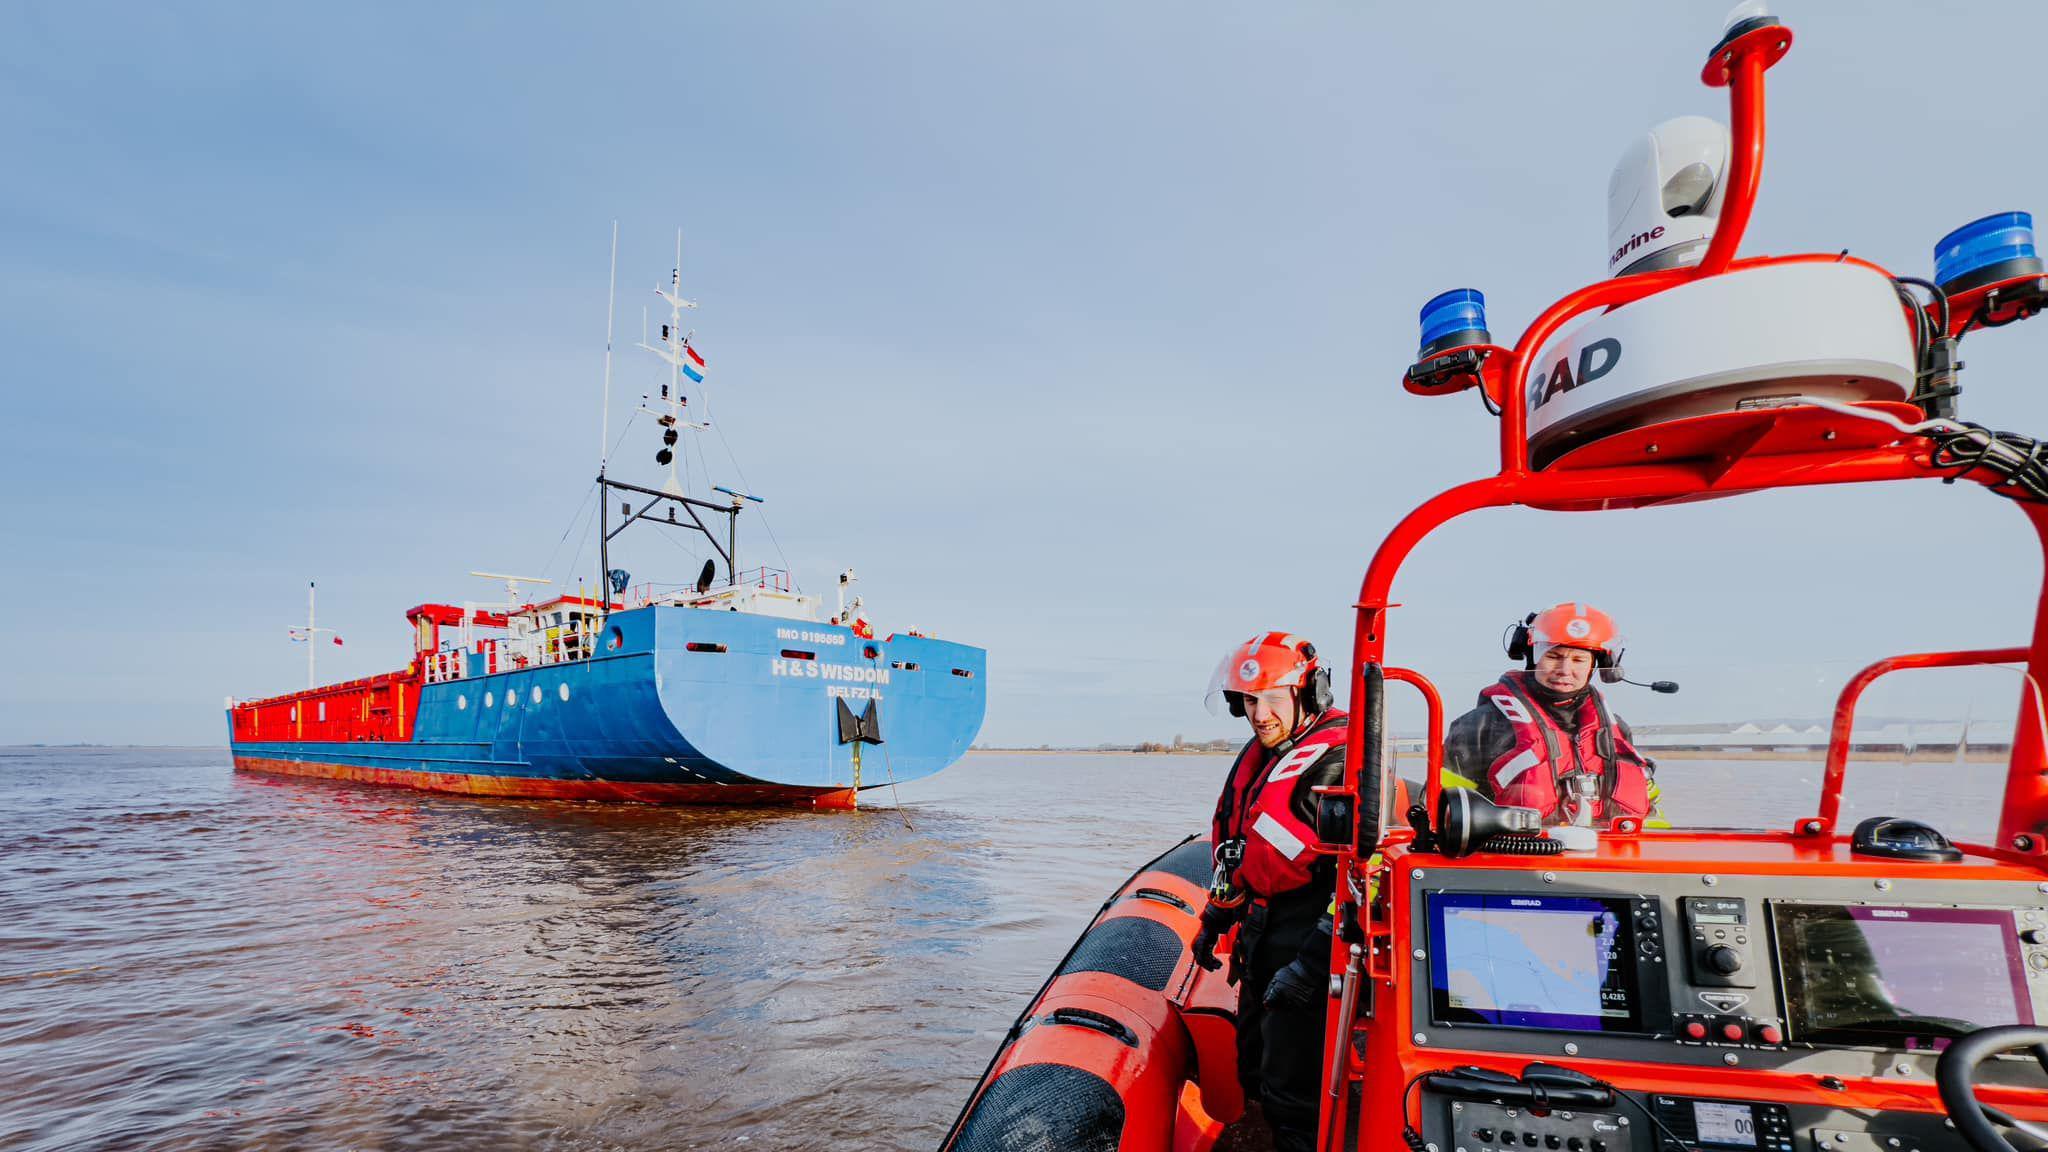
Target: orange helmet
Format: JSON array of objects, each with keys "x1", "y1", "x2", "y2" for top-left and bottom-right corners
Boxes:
[
  {"x1": 1205, "y1": 631, "x2": 1332, "y2": 717},
  {"x1": 1508, "y1": 602, "x2": 1625, "y2": 673}
]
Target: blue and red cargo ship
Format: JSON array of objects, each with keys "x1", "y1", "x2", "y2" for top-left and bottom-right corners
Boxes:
[
  {"x1": 227, "y1": 589, "x2": 985, "y2": 807},
  {"x1": 227, "y1": 237, "x2": 986, "y2": 807}
]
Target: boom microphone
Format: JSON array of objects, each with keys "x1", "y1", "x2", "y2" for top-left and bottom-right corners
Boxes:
[{"x1": 1618, "y1": 676, "x2": 1680, "y2": 693}]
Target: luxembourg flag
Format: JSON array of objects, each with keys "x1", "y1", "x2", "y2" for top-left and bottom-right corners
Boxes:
[{"x1": 681, "y1": 341, "x2": 706, "y2": 384}]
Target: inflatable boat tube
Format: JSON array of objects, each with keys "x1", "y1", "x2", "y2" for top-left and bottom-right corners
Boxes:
[{"x1": 941, "y1": 836, "x2": 1244, "y2": 1152}]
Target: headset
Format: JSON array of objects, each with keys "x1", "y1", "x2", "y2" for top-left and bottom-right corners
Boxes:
[
  {"x1": 1503, "y1": 612, "x2": 1540, "y2": 664},
  {"x1": 1505, "y1": 610, "x2": 1627, "y2": 684},
  {"x1": 1506, "y1": 612, "x2": 1681, "y2": 694},
  {"x1": 1224, "y1": 639, "x2": 1335, "y2": 718},
  {"x1": 1302, "y1": 645, "x2": 1335, "y2": 715}
]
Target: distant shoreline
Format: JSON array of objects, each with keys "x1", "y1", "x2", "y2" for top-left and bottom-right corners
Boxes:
[
  {"x1": 1646, "y1": 747, "x2": 2010, "y2": 763},
  {"x1": 970, "y1": 747, "x2": 2013, "y2": 764},
  {"x1": 970, "y1": 747, "x2": 1232, "y2": 756}
]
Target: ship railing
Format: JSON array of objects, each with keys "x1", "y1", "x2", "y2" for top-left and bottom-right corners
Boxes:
[
  {"x1": 622, "y1": 582, "x2": 708, "y2": 609},
  {"x1": 737, "y1": 567, "x2": 794, "y2": 593},
  {"x1": 539, "y1": 628, "x2": 593, "y2": 666},
  {"x1": 618, "y1": 570, "x2": 796, "y2": 609},
  {"x1": 452, "y1": 630, "x2": 593, "y2": 677},
  {"x1": 423, "y1": 648, "x2": 469, "y2": 684}
]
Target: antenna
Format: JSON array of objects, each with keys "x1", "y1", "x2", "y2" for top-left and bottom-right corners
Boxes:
[
  {"x1": 469, "y1": 571, "x2": 553, "y2": 607},
  {"x1": 600, "y1": 220, "x2": 618, "y2": 472},
  {"x1": 598, "y1": 221, "x2": 619, "y2": 607},
  {"x1": 634, "y1": 228, "x2": 703, "y2": 497}
]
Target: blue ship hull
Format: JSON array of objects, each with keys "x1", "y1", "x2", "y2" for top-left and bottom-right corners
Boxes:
[{"x1": 229, "y1": 606, "x2": 985, "y2": 806}]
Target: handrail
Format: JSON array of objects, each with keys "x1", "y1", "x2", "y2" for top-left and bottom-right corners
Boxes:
[
  {"x1": 1382, "y1": 667, "x2": 1445, "y2": 818},
  {"x1": 1810, "y1": 648, "x2": 2031, "y2": 836},
  {"x1": 735, "y1": 566, "x2": 794, "y2": 592}
]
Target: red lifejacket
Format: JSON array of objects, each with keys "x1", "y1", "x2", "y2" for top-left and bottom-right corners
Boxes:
[
  {"x1": 1210, "y1": 711, "x2": 1348, "y2": 898},
  {"x1": 1478, "y1": 673, "x2": 1653, "y2": 823}
]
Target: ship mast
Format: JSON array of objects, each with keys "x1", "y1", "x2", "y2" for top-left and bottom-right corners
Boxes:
[
  {"x1": 594, "y1": 229, "x2": 753, "y2": 623},
  {"x1": 599, "y1": 220, "x2": 618, "y2": 473},
  {"x1": 636, "y1": 229, "x2": 703, "y2": 497},
  {"x1": 287, "y1": 581, "x2": 342, "y2": 690}
]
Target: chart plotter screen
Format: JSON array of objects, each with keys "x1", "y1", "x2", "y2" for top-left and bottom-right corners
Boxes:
[
  {"x1": 1427, "y1": 892, "x2": 1645, "y2": 1033},
  {"x1": 1774, "y1": 902, "x2": 2032, "y2": 1051}
]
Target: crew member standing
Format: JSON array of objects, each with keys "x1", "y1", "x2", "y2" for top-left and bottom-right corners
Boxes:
[
  {"x1": 1442, "y1": 602, "x2": 1669, "y2": 827},
  {"x1": 1194, "y1": 632, "x2": 1345, "y2": 1152}
]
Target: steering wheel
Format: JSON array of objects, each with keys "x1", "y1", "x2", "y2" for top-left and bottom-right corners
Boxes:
[{"x1": 1935, "y1": 1025, "x2": 2048, "y2": 1152}]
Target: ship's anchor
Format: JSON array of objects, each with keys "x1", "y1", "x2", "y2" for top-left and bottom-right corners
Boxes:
[{"x1": 836, "y1": 698, "x2": 884, "y2": 793}]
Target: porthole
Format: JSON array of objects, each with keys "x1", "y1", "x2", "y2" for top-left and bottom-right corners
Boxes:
[
  {"x1": 484, "y1": 692, "x2": 494, "y2": 708},
  {"x1": 505, "y1": 689, "x2": 515, "y2": 708},
  {"x1": 558, "y1": 683, "x2": 570, "y2": 702},
  {"x1": 457, "y1": 695, "x2": 468, "y2": 711},
  {"x1": 531, "y1": 685, "x2": 542, "y2": 705}
]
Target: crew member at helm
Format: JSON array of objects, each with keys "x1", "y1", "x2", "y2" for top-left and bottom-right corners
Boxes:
[
  {"x1": 1442, "y1": 602, "x2": 1669, "y2": 828},
  {"x1": 1195, "y1": 632, "x2": 1345, "y2": 1152}
]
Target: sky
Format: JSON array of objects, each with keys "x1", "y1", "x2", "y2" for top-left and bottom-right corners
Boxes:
[{"x1": 3, "y1": 1, "x2": 2046, "y2": 748}]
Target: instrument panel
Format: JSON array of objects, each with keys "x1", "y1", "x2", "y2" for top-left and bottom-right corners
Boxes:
[{"x1": 1403, "y1": 863, "x2": 2048, "y2": 1152}]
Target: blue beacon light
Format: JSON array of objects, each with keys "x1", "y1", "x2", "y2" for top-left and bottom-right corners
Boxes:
[
  {"x1": 1934, "y1": 212, "x2": 2043, "y2": 295},
  {"x1": 1418, "y1": 289, "x2": 1490, "y2": 360}
]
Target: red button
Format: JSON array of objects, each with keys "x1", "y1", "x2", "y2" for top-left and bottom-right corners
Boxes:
[
  {"x1": 1684, "y1": 1021, "x2": 1707, "y2": 1040},
  {"x1": 1757, "y1": 1024, "x2": 1783, "y2": 1045},
  {"x1": 1721, "y1": 1023, "x2": 1746, "y2": 1042}
]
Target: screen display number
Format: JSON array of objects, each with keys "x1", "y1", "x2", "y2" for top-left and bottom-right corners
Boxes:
[{"x1": 1693, "y1": 1102, "x2": 1756, "y2": 1147}]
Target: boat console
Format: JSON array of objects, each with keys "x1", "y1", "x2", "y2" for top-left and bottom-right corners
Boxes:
[{"x1": 1392, "y1": 836, "x2": 2048, "y2": 1152}]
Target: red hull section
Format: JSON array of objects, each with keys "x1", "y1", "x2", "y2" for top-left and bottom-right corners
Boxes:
[
  {"x1": 232, "y1": 756, "x2": 857, "y2": 809},
  {"x1": 230, "y1": 670, "x2": 422, "y2": 744}
]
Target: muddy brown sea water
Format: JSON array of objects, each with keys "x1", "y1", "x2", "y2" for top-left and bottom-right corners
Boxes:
[{"x1": 0, "y1": 746, "x2": 2009, "y2": 1150}]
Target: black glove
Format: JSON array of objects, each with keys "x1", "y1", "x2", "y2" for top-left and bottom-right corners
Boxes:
[
  {"x1": 1192, "y1": 901, "x2": 1240, "y2": 972},
  {"x1": 1263, "y1": 910, "x2": 1333, "y2": 1008},
  {"x1": 1263, "y1": 956, "x2": 1321, "y2": 1009}
]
